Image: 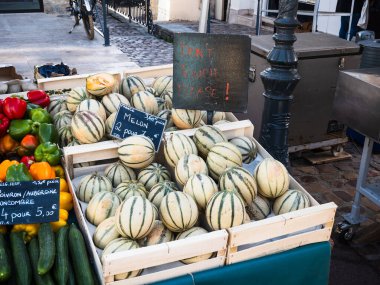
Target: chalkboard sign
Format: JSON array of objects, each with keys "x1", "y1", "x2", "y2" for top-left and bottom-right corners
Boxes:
[
  {"x1": 173, "y1": 33, "x2": 251, "y2": 112},
  {"x1": 0, "y1": 179, "x2": 60, "y2": 225},
  {"x1": 111, "y1": 104, "x2": 166, "y2": 151}
]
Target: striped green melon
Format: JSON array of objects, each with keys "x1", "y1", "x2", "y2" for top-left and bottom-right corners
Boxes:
[
  {"x1": 47, "y1": 95, "x2": 68, "y2": 116},
  {"x1": 152, "y1": 76, "x2": 173, "y2": 96},
  {"x1": 105, "y1": 112, "x2": 117, "y2": 136},
  {"x1": 102, "y1": 238, "x2": 142, "y2": 280},
  {"x1": 115, "y1": 196, "x2": 156, "y2": 239},
  {"x1": 66, "y1": 87, "x2": 93, "y2": 112},
  {"x1": 86, "y1": 192, "x2": 121, "y2": 226},
  {"x1": 246, "y1": 195, "x2": 271, "y2": 221},
  {"x1": 160, "y1": 192, "x2": 198, "y2": 232},
  {"x1": 148, "y1": 181, "x2": 178, "y2": 208},
  {"x1": 175, "y1": 154, "x2": 208, "y2": 187},
  {"x1": 101, "y1": 93, "x2": 131, "y2": 116},
  {"x1": 219, "y1": 167, "x2": 257, "y2": 205},
  {"x1": 157, "y1": 109, "x2": 174, "y2": 129},
  {"x1": 145, "y1": 86, "x2": 158, "y2": 96},
  {"x1": 205, "y1": 189, "x2": 245, "y2": 230},
  {"x1": 273, "y1": 189, "x2": 310, "y2": 215},
  {"x1": 72, "y1": 111, "x2": 105, "y2": 144},
  {"x1": 193, "y1": 125, "x2": 227, "y2": 158},
  {"x1": 152, "y1": 203, "x2": 159, "y2": 219},
  {"x1": 77, "y1": 99, "x2": 107, "y2": 121},
  {"x1": 176, "y1": 227, "x2": 213, "y2": 264},
  {"x1": 207, "y1": 142, "x2": 243, "y2": 180},
  {"x1": 161, "y1": 90, "x2": 173, "y2": 109},
  {"x1": 86, "y1": 73, "x2": 116, "y2": 96},
  {"x1": 118, "y1": 135, "x2": 155, "y2": 169},
  {"x1": 213, "y1": 120, "x2": 230, "y2": 125},
  {"x1": 76, "y1": 173, "x2": 113, "y2": 203},
  {"x1": 131, "y1": 90, "x2": 159, "y2": 115},
  {"x1": 201, "y1": 111, "x2": 226, "y2": 125},
  {"x1": 183, "y1": 174, "x2": 218, "y2": 210},
  {"x1": 172, "y1": 108, "x2": 202, "y2": 129},
  {"x1": 165, "y1": 126, "x2": 179, "y2": 132},
  {"x1": 58, "y1": 125, "x2": 74, "y2": 147},
  {"x1": 104, "y1": 161, "x2": 136, "y2": 187},
  {"x1": 93, "y1": 217, "x2": 120, "y2": 249},
  {"x1": 54, "y1": 110, "x2": 72, "y2": 130},
  {"x1": 156, "y1": 97, "x2": 166, "y2": 112},
  {"x1": 66, "y1": 139, "x2": 95, "y2": 167},
  {"x1": 114, "y1": 181, "x2": 148, "y2": 201},
  {"x1": 164, "y1": 133, "x2": 198, "y2": 168},
  {"x1": 139, "y1": 220, "x2": 174, "y2": 247},
  {"x1": 120, "y1": 75, "x2": 147, "y2": 99},
  {"x1": 229, "y1": 136, "x2": 258, "y2": 164},
  {"x1": 137, "y1": 163, "x2": 171, "y2": 191},
  {"x1": 254, "y1": 158, "x2": 289, "y2": 198}
]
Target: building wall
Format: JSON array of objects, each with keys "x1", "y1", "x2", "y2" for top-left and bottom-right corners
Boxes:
[
  {"x1": 157, "y1": 0, "x2": 201, "y2": 21},
  {"x1": 43, "y1": 0, "x2": 67, "y2": 14}
]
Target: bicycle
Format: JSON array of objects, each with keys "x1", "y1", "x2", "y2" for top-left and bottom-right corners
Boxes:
[{"x1": 68, "y1": 0, "x2": 96, "y2": 40}]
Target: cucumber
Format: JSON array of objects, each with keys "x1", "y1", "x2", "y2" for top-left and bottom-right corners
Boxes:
[
  {"x1": 53, "y1": 226, "x2": 69, "y2": 285},
  {"x1": 28, "y1": 238, "x2": 54, "y2": 285},
  {"x1": 0, "y1": 233, "x2": 11, "y2": 282},
  {"x1": 37, "y1": 223, "x2": 55, "y2": 275},
  {"x1": 69, "y1": 224, "x2": 94, "y2": 285},
  {"x1": 10, "y1": 231, "x2": 32, "y2": 285},
  {"x1": 67, "y1": 262, "x2": 76, "y2": 285}
]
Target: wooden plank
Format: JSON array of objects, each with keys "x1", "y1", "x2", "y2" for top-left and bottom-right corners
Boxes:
[
  {"x1": 73, "y1": 163, "x2": 113, "y2": 178},
  {"x1": 123, "y1": 64, "x2": 173, "y2": 79},
  {"x1": 107, "y1": 257, "x2": 225, "y2": 285},
  {"x1": 228, "y1": 202, "x2": 336, "y2": 247},
  {"x1": 226, "y1": 228, "x2": 332, "y2": 265},
  {"x1": 103, "y1": 230, "x2": 228, "y2": 275},
  {"x1": 303, "y1": 150, "x2": 352, "y2": 165}
]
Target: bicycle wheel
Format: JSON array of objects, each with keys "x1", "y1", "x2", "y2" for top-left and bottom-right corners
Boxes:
[{"x1": 82, "y1": 13, "x2": 95, "y2": 40}]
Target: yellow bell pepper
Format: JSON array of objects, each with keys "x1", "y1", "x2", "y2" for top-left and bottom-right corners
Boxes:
[
  {"x1": 60, "y1": 191, "x2": 73, "y2": 211},
  {"x1": 12, "y1": 224, "x2": 40, "y2": 242},
  {"x1": 60, "y1": 178, "x2": 69, "y2": 192},
  {"x1": 0, "y1": 226, "x2": 7, "y2": 234},
  {"x1": 50, "y1": 209, "x2": 69, "y2": 232},
  {"x1": 0, "y1": 160, "x2": 19, "y2": 181},
  {"x1": 52, "y1": 165, "x2": 65, "y2": 178}
]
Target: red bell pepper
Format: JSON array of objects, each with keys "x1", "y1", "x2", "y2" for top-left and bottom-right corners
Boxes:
[
  {"x1": 2, "y1": 97, "x2": 27, "y2": 119},
  {"x1": 0, "y1": 99, "x2": 3, "y2": 113},
  {"x1": 0, "y1": 114, "x2": 9, "y2": 137},
  {"x1": 17, "y1": 134, "x2": 39, "y2": 156},
  {"x1": 27, "y1": 90, "x2": 50, "y2": 108},
  {"x1": 20, "y1": 155, "x2": 35, "y2": 169}
]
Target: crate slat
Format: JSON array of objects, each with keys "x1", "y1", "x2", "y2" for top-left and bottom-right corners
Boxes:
[{"x1": 123, "y1": 64, "x2": 173, "y2": 79}]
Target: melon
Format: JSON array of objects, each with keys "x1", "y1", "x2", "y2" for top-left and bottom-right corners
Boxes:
[
  {"x1": 172, "y1": 108, "x2": 202, "y2": 129},
  {"x1": 163, "y1": 133, "x2": 198, "y2": 168},
  {"x1": 47, "y1": 95, "x2": 68, "y2": 116},
  {"x1": 114, "y1": 181, "x2": 148, "y2": 201},
  {"x1": 201, "y1": 111, "x2": 226, "y2": 125},
  {"x1": 115, "y1": 196, "x2": 156, "y2": 239},
  {"x1": 93, "y1": 217, "x2": 120, "y2": 249},
  {"x1": 139, "y1": 220, "x2": 174, "y2": 247},
  {"x1": 183, "y1": 174, "x2": 218, "y2": 210},
  {"x1": 273, "y1": 189, "x2": 310, "y2": 215},
  {"x1": 207, "y1": 142, "x2": 243, "y2": 180},
  {"x1": 54, "y1": 110, "x2": 72, "y2": 130},
  {"x1": 160, "y1": 191, "x2": 198, "y2": 232},
  {"x1": 246, "y1": 195, "x2": 272, "y2": 221},
  {"x1": 175, "y1": 154, "x2": 208, "y2": 187},
  {"x1": 157, "y1": 109, "x2": 174, "y2": 129},
  {"x1": 105, "y1": 112, "x2": 117, "y2": 136},
  {"x1": 205, "y1": 189, "x2": 245, "y2": 230},
  {"x1": 119, "y1": 75, "x2": 147, "y2": 99},
  {"x1": 165, "y1": 127, "x2": 179, "y2": 132},
  {"x1": 219, "y1": 167, "x2": 257, "y2": 205},
  {"x1": 66, "y1": 87, "x2": 93, "y2": 112},
  {"x1": 86, "y1": 73, "x2": 115, "y2": 96},
  {"x1": 101, "y1": 92, "x2": 130, "y2": 116},
  {"x1": 145, "y1": 86, "x2": 158, "y2": 96},
  {"x1": 147, "y1": 181, "x2": 178, "y2": 208},
  {"x1": 193, "y1": 125, "x2": 227, "y2": 158},
  {"x1": 131, "y1": 90, "x2": 159, "y2": 115},
  {"x1": 229, "y1": 136, "x2": 258, "y2": 164},
  {"x1": 104, "y1": 161, "x2": 136, "y2": 187},
  {"x1": 76, "y1": 173, "x2": 113, "y2": 203},
  {"x1": 86, "y1": 192, "x2": 121, "y2": 226},
  {"x1": 71, "y1": 111, "x2": 105, "y2": 144},
  {"x1": 137, "y1": 163, "x2": 171, "y2": 191},
  {"x1": 58, "y1": 125, "x2": 74, "y2": 147},
  {"x1": 152, "y1": 76, "x2": 173, "y2": 96},
  {"x1": 155, "y1": 97, "x2": 166, "y2": 112},
  {"x1": 213, "y1": 120, "x2": 230, "y2": 125},
  {"x1": 118, "y1": 135, "x2": 155, "y2": 169},
  {"x1": 254, "y1": 158, "x2": 289, "y2": 198},
  {"x1": 77, "y1": 99, "x2": 107, "y2": 121},
  {"x1": 161, "y1": 90, "x2": 173, "y2": 109}
]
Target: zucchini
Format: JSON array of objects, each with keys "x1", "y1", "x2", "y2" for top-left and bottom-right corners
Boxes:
[
  {"x1": 69, "y1": 224, "x2": 94, "y2": 285},
  {"x1": 67, "y1": 262, "x2": 76, "y2": 285},
  {"x1": 0, "y1": 233, "x2": 11, "y2": 282},
  {"x1": 37, "y1": 223, "x2": 55, "y2": 275},
  {"x1": 53, "y1": 226, "x2": 69, "y2": 285},
  {"x1": 10, "y1": 231, "x2": 32, "y2": 285},
  {"x1": 28, "y1": 238, "x2": 54, "y2": 285}
]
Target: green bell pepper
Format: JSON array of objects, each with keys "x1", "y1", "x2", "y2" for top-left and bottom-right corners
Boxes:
[
  {"x1": 5, "y1": 163, "x2": 33, "y2": 182},
  {"x1": 29, "y1": 108, "x2": 52, "y2": 124},
  {"x1": 26, "y1": 103, "x2": 40, "y2": 116},
  {"x1": 38, "y1": 123, "x2": 58, "y2": 144},
  {"x1": 9, "y1": 119, "x2": 39, "y2": 141},
  {"x1": 34, "y1": 142, "x2": 62, "y2": 166}
]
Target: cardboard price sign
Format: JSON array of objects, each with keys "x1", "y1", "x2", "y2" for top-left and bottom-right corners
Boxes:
[
  {"x1": 0, "y1": 179, "x2": 60, "y2": 225},
  {"x1": 110, "y1": 104, "x2": 166, "y2": 151},
  {"x1": 173, "y1": 33, "x2": 250, "y2": 112}
]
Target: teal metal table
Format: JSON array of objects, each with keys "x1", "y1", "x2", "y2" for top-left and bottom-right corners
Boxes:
[{"x1": 153, "y1": 242, "x2": 331, "y2": 285}]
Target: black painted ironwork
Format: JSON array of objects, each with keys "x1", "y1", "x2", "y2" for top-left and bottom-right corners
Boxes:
[
  {"x1": 259, "y1": 0, "x2": 300, "y2": 167},
  {"x1": 108, "y1": 0, "x2": 154, "y2": 33},
  {"x1": 94, "y1": 1, "x2": 110, "y2": 46}
]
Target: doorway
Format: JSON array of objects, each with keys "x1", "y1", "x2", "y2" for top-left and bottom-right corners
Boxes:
[{"x1": 0, "y1": 0, "x2": 44, "y2": 13}]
